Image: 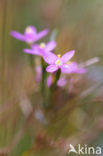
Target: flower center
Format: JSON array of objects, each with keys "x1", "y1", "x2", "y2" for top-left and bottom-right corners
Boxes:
[
  {"x1": 57, "y1": 54, "x2": 61, "y2": 58},
  {"x1": 25, "y1": 27, "x2": 33, "y2": 34},
  {"x1": 56, "y1": 59, "x2": 62, "y2": 66},
  {"x1": 40, "y1": 42, "x2": 46, "y2": 49}
]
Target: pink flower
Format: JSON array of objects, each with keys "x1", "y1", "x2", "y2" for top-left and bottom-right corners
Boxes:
[
  {"x1": 46, "y1": 75, "x2": 52, "y2": 87},
  {"x1": 10, "y1": 26, "x2": 49, "y2": 44},
  {"x1": 47, "y1": 75, "x2": 67, "y2": 88},
  {"x1": 24, "y1": 40, "x2": 56, "y2": 56},
  {"x1": 57, "y1": 77, "x2": 67, "y2": 87},
  {"x1": 43, "y1": 50, "x2": 77, "y2": 73}
]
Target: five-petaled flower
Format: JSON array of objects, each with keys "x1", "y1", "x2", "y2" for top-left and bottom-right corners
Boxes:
[
  {"x1": 10, "y1": 26, "x2": 49, "y2": 44},
  {"x1": 24, "y1": 40, "x2": 56, "y2": 56},
  {"x1": 43, "y1": 50, "x2": 78, "y2": 73}
]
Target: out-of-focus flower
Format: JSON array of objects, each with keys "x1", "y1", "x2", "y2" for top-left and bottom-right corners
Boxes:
[
  {"x1": 74, "y1": 57, "x2": 99, "y2": 74},
  {"x1": 73, "y1": 67, "x2": 87, "y2": 74},
  {"x1": 79, "y1": 57, "x2": 99, "y2": 68},
  {"x1": 47, "y1": 75, "x2": 67, "y2": 87},
  {"x1": 24, "y1": 40, "x2": 56, "y2": 56},
  {"x1": 57, "y1": 77, "x2": 67, "y2": 87},
  {"x1": 10, "y1": 26, "x2": 49, "y2": 44},
  {"x1": 35, "y1": 66, "x2": 42, "y2": 82},
  {"x1": 43, "y1": 50, "x2": 78, "y2": 73},
  {"x1": 47, "y1": 75, "x2": 52, "y2": 87}
]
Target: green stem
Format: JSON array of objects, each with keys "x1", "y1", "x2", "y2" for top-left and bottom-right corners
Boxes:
[
  {"x1": 50, "y1": 69, "x2": 61, "y2": 92},
  {"x1": 49, "y1": 69, "x2": 61, "y2": 107},
  {"x1": 41, "y1": 58, "x2": 47, "y2": 107}
]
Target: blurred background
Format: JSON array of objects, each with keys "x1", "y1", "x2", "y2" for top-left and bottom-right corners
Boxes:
[{"x1": 0, "y1": 0, "x2": 103, "y2": 155}]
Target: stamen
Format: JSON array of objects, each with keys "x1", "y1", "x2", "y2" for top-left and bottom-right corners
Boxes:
[
  {"x1": 56, "y1": 59, "x2": 62, "y2": 66},
  {"x1": 57, "y1": 54, "x2": 61, "y2": 58},
  {"x1": 25, "y1": 27, "x2": 33, "y2": 33},
  {"x1": 40, "y1": 42, "x2": 45, "y2": 48}
]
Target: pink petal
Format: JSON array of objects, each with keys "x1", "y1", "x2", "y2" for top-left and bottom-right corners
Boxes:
[
  {"x1": 61, "y1": 50, "x2": 75, "y2": 63},
  {"x1": 32, "y1": 44, "x2": 46, "y2": 56},
  {"x1": 36, "y1": 28, "x2": 49, "y2": 41},
  {"x1": 24, "y1": 48, "x2": 41, "y2": 56},
  {"x1": 43, "y1": 51, "x2": 58, "y2": 64},
  {"x1": 75, "y1": 68, "x2": 87, "y2": 74},
  {"x1": 31, "y1": 44, "x2": 39, "y2": 49},
  {"x1": 10, "y1": 31, "x2": 25, "y2": 41},
  {"x1": 25, "y1": 35, "x2": 35, "y2": 43},
  {"x1": 47, "y1": 75, "x2": 52, "y2": 87},
  {"x1": 35, "y1": 66, "x2": 42, "y2": 82},
  {"x1": 24, "y1": 26, "x2": 37, "y2": 35},
  {"x1": 61, "y1": 62, "x2": 77, "y2": 73},
  {"x1": 57, "y1": 77, "x2": 66, "y2": 87},
  {"x1": 24, "y1": 26, "x2": 37, "y2": 43},
  {"x1": 46, "y1": 65, "x2": 59, "y2": 72},
  {"x1": 46, "y1": 41, "x2": 56, "y2": 51}
]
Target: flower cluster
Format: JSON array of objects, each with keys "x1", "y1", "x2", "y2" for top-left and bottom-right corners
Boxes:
[
  {"x1": 11, "y1": 26, "x2": 86, "y2": 69},
  {"x1": 11, "y1": 26, "x2": 98, "y2": 89}
]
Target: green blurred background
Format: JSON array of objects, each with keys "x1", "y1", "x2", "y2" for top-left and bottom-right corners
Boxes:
[{"x1": 0, "y1": 0, "x2": 103, "y2": 155}]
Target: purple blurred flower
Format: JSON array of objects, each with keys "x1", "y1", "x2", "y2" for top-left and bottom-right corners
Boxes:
[
  {"x1": 57, "y1": 77, "x2": 67, "y2": 87},
  {"x1": 47, "y1": 75, "x2": 52, "y2": 87},
  {"x1": 47, "y1": 75, "x2": 67, "y2": 88},
  {"x1": 24, "y1": 40, "x2": 56, "y2": 56},
  {"x1": 10, "y1": 26, "x2": 49, "y2": 44}
]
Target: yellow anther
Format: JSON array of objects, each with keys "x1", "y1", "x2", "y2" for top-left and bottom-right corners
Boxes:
[
  {"x1": 25, "y1": 27, "x2": 33, "y2": 33},
  {"x1": 57, "y1": 54, "x2": 61, "y2": 58},
  {"x1": 56, "y1": 59, "x2": 62, "y2": 66},
  {"x1": 40, "y1": 42, "x2": 45, "y2": 48}
]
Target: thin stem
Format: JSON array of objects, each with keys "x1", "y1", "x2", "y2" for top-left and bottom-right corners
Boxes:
[
  {"x1": 41, "y1": 58, "x2": 47, "y2": 107},
  {"x1": 48, "y1": 69, "x2": 61, "y2": 107},
  {"x1": 50, "y1": 69, "x2": 61, "y2": 93}
]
